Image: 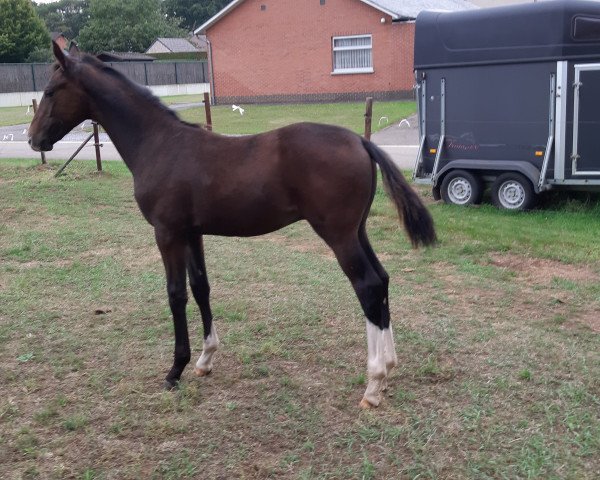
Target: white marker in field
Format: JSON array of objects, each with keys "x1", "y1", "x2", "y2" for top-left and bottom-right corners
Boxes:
[{"x1": 232, "y1": 105, "x2": 245, "y2": 115}]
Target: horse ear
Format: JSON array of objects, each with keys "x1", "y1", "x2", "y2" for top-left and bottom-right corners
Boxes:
[
  {"x1": 68, "y1": 41, "x2": 80, "y2": 58},
  {"x1": 53, "y1": 41, "x2": 69, "y2": 70}
]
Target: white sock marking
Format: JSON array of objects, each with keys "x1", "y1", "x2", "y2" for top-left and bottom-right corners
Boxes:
[
  {"x1": 196, "y1": 326, "x2": 219, "y2": 373},
  {"x1": 363, "y1": 320, "x2": 391, "y2": 407},
  {"x1": 383, "y1": 323, "x2": 398, "y2": 371}
]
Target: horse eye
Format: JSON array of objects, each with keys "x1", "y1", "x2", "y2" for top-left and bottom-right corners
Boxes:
[{"x1": 45, "y1": 90, "x2": 54, "y2": 98}]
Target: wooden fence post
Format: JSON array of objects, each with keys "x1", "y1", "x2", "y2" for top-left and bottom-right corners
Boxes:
[
  {"x1": 54, "y1": 133, "x2": 94, "y2": 177},
  {"x1": 31, "y1": 99, "x2": 46, "y2": 165},
  {"x1": 203, "y1": 92, "x2": 212, "y2": 131},
  {"x1": 364, "y1": 97, "x2": 373, "y2": 141},
  {"x1": 92, "y1": 122, "x2": 102, "y2": 172}
]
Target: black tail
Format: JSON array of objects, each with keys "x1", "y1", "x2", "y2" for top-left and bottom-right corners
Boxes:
[{"x1": 361, "y1": 138, "x2": 437, "y2": 248}]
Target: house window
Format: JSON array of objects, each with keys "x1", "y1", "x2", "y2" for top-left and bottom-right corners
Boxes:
[{"x1": 332, "y1": 35, "x2": 373, "y2": 74}]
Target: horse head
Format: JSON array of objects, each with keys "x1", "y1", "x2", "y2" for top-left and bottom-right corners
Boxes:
[{"x1": 29, "y1": 42, "x2": 91, "y2": 152}]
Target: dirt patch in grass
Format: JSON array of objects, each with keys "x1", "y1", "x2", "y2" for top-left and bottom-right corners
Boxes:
[
  {"x1": 484, "y1": 253, "x2": 600, "y2": 333},
  {"x1": 81, "y1": 246, "x2": 161, "y2": 271},
  {"x1": 400, "y1": 256, "x2": 599, "y2": 346},
  {"x1": 564, "y1": 311, "x2": 600, "y2": 333},
  {"x1": 257, "y1": 229, "x2": 397, "y2": 263},
  {"x1": 256, "y1": 231, "x2": 336, "y2": 260},
  {"x1": 489, "y1": 253, "x2": 600, "y2": 284},
  {"x1": 1, "y1": 206, "x2": 25, "y2": 220},
  {"x1": 8, "y1": 259, "x2": 74, "y2": 270}
]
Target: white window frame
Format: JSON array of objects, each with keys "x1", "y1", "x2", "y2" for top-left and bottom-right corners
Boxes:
[{"x1": 331, "y1": 34, "x2": 374, "y2": 75}]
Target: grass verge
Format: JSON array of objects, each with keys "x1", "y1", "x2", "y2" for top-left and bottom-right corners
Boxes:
[{"x1": 0, "y1": 106, "x2": 36, "y2": 128}]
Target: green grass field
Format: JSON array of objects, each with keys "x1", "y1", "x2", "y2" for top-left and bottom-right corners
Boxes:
[
  {"x1": 1, "y1": 159, "x2": 599, "y2": 479},
  {"x1": 0, "y1": 96, "x2": 416, "y2": 136},
  {"x1": 176, "y1": 100, "x2": 416, "y2": 135},
  {"x1": 0, "y1": 106, "x2": 37, "y2": 128}
]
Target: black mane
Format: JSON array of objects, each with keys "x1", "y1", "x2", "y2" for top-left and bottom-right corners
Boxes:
[{"x1": 80, "y1": 54, "x2": 201, "y2": 129}]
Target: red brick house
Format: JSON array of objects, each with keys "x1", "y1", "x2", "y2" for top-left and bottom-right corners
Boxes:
[{"x1": 195, "y1": 0, "x2": 475, "y2": 104}]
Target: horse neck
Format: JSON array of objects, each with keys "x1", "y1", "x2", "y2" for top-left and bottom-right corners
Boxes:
[{"x1": 83, "y1": 73, "x2": 179, "y2": 175}]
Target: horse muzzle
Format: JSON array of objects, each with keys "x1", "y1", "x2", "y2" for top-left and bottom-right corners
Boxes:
[{"x1": 28, "y1": 136, "x2": 54, "y2": 152}]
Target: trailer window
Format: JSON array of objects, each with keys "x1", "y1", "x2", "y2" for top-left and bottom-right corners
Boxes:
[
  {"x1": 332, "y1": 35, "x2": 373, "y2": 74},
  {"x1": 573, "y1": 15, "x2": 600, "y2": 41}
]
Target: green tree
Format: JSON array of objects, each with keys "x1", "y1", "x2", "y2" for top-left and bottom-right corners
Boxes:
[
  {"x1": 0, "y1": 0, "x2": 50, "y2": 62},
  {"x1": 78, "y1": 0, "x2": 185, "y2": 53},
  {"x1": 163, "y1": 0, "x2": 230, "y2": 32},
  {"x1": 34, "y1": 0, "x2": 90, "y2": 40}
]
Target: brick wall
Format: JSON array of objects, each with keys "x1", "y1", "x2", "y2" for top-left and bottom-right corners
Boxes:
[{"x1": 207, "y1": 0, "x2": 415, "y2": 104}]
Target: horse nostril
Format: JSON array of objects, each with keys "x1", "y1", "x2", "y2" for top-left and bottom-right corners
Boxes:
[{"x1": 28, "y1": 138, "x2": 32, "y2": 146}]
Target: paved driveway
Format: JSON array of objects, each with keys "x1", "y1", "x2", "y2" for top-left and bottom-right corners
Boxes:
[
  {"x1": 370, "y1": 114, "x2": 419, "y2": 169},
  {"x1": 0, "y1": 122, "x2": 120, "y2": 161}
]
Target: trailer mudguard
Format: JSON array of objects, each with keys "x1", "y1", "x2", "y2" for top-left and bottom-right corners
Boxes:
[{"x1": 436, "y1": 160, "x2": 542, "y2": 192}]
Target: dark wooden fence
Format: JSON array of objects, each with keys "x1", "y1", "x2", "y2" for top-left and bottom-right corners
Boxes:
[{"x1": 0, "y1": 61, "x2": 209, "y2": 93}]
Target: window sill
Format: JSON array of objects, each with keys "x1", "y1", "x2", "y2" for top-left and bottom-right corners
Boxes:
[{"x1": 331, "y1": 68, "x2": 374, "y2": 75}]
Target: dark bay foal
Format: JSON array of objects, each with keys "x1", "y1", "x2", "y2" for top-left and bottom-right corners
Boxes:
[{"x1": 29, "y1": 42, "x2": 436, "y2": 408}]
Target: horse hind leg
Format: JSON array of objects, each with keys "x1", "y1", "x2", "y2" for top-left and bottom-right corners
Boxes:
[
  {"x1": 358, "y1": 226, "x2": 398, "y2": 386},
  {"x1": 186, "y1": 235, "x2": 219, "y2": 377},
  {"x1": 323, "y1": 233, "x2": 393, "y2": 408},
  {"x1": 360, "y1": 276, "x2": 397, "y2": 408}
]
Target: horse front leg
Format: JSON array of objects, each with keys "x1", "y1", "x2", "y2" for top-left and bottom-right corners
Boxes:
[
  {"x1": 155, "y1": 228, "x2": 191, "y2": 389},
  {"x1": 186, "y1": 234, "x2": 219, "y2": 377}
]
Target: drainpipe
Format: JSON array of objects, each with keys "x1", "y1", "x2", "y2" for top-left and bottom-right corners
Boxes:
[{"x1": 206, "y1": 37, "x2": 216, "y2": 105}]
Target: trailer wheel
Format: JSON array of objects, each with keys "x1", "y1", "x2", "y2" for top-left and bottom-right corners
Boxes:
[
  {"x1": 440, "y1": 170, "x2": 483, "y2": 206},
  {"x1": 491, "y1": 172, "x2": 536, "y2": 210}
]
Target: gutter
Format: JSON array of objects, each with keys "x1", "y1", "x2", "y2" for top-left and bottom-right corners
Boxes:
[{"x1": 358, "y1": 0, "x2": 400, "y2": 20}]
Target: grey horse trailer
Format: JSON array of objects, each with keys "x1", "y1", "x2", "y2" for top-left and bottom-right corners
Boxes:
[{"x1": 412, "y1": 0, "x2": 600, "y2": 210}]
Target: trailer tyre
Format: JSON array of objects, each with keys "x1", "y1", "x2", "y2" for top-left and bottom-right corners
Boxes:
[
  {"x1": 491, "y1": 172, "x2": 536, "y2": 211},
  {"x1": 440, "y1": 170, "x2": 483, "y2": 206}
]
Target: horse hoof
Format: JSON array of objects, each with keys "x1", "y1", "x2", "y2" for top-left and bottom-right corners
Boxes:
[
  {"x1": 359, "y1": 398, "x2": 376, "y2": 409},
  {"x1": 194, "y1": 367, "x2": 211, "y2": 377},
  {"x1": 163, "y1": 379, "x2": 178, "y2": 391}
]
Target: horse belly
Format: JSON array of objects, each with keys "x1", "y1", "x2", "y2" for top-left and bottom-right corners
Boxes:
[{"x1": 199, "y1": 194, "x2": 301, "y2": 237}]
